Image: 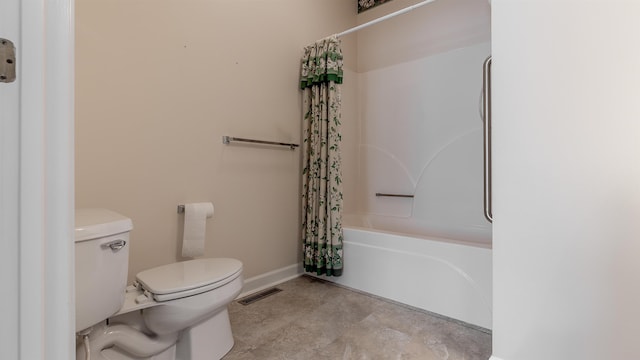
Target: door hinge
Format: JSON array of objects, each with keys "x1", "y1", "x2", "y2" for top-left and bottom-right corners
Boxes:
[{"x1": 0, "y1": 38, "x2": 16, "y2": 83}]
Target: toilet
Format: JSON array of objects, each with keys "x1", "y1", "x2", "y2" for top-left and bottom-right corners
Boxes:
[{"x1": 75, "y1": 208, "x2": 243, "y2": 360}]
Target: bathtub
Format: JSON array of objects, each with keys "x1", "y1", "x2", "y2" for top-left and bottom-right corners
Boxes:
[{"x1": 314, "y1": 216, "x2": 492, "y2": 330}]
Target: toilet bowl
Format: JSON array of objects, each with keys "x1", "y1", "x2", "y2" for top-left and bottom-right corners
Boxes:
[{"x1": 75, "y1": 208, "x2": 243, "y2": 360}]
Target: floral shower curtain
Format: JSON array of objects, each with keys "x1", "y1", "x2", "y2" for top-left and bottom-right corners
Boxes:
[{"x1": 299, "y1": 36, "x2": 344, "y2": 277}]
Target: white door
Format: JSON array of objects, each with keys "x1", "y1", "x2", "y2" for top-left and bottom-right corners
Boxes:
[
  {"x1": 0, "y1": 0, "x2": 75, "y2": 358},
  {"x1": 0, "y1": 0, "x2": 21, "y2": 356}
]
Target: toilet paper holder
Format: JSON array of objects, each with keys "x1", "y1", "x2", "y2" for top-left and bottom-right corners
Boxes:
[{"x1": 177, "y1": 203, "x2": 214, "y2": 214}]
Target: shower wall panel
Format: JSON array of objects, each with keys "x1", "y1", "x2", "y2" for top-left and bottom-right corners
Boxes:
[{"x1": 351, "y1": 42, "x2": 492, "y2": 242}]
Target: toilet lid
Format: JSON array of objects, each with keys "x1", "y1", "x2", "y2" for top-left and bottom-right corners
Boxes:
[{"x1": 136, "y1": 258, "x2": 242, "y2": 301}]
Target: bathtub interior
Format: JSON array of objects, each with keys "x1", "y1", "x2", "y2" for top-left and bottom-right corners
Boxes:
[{"x1": 342, "y1": 213, "x2": 491, "y2": 248}]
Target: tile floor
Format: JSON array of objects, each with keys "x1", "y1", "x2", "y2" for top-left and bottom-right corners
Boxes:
[{"x1": 223, "y1": 275, "x2": 492, "y2": 360}]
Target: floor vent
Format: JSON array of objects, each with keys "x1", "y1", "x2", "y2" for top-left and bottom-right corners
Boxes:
[{"x1": 237, "y1": 287, "x2": 282, "y2": 305}]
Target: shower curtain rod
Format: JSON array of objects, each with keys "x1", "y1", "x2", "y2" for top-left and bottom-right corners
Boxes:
[{"x1": 331, "y1": 0, "x2": 437, "y2": 38}]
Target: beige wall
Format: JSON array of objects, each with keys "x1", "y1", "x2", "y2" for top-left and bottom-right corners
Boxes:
[{"x1": 75, "y1": 0, "x2": 357, "y2": 284}]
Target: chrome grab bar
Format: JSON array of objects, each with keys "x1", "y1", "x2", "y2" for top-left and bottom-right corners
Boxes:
[
  {"x1": 482, "y1": 56, "x2": 493, "y2": 223},
  {"x1": 222, "y1": 136, "x2": 299, "y2": 150},
  {"x1": 375, "y1": 193, "x2": 414, "y2": 198}
]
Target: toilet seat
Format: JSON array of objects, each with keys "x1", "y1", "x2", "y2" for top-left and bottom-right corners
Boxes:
[{"x1": 136, "y1": 258, "x2": 243, "y2": 302}]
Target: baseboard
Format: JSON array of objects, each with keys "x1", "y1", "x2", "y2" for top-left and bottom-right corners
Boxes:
[
  {"x1": 237, "y1": 263, "x2": 303, "y2": 299},
  {"x1": 488, "y1": 356, "x2": 504, "y2": 360}
]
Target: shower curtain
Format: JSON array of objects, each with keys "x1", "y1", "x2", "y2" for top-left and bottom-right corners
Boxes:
[{"x1": 299, "y1": 36, "x2": 344, "y2": 277}]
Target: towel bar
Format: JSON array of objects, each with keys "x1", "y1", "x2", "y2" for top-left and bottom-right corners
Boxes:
[
  {"x1": 375, "y1": 193, "x2": 414, "y2": 198},
  {"x1": 222, "y1": 136, "x2": 299, "y2": 150}
]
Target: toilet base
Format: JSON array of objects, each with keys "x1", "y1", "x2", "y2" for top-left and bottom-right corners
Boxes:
[
  {"x1": 101, "y1": 344, "x2": 176, "y2": 360},
  {"x1": 176, "y1": 308, "x2": 234, "y2": 360},
  {"x1": 78, "y1": 306, "x2": 235, "y2": 360}
]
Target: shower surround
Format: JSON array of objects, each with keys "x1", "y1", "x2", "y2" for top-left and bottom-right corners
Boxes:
[
  {"x1": 315, "y1": 0, "x2": 492, "y2": 328},
  {"x1": 353, "y1": 42, "x2": 492, "y2": 243}
]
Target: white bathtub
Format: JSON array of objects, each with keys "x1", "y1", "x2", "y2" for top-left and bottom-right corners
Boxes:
[{"x1": 315, "y1": 224, "x2": 492, "y2": 330}]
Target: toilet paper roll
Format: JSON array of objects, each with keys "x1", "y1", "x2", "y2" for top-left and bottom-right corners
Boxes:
[{"x1": 182, "y1": 202, "x2": 214, "y2": 258}]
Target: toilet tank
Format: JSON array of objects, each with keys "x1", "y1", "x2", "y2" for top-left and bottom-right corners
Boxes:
[{"x1": 75, "y1": 208, "x2": 133, "y2": 332}]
